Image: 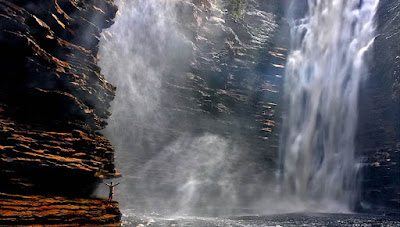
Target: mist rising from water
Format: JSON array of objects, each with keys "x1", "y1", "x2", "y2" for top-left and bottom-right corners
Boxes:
[
  {"x1": 97, "y1": 0, "x2": 275, "y2": 216},
  {"x1": 280, "y1": 0, "x2": 379, "y2": 211}
]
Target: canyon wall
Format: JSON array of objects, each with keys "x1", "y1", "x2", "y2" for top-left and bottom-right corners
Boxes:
[
  {"x1": 0, "y1": 0, "x2": 398, "y2": 221},
  {"x1": 0, "y1": 0, "x2": 121, "y2": 225},
  {"x1": 357, "y1": 0, "x2": 400, "y2": 215}
]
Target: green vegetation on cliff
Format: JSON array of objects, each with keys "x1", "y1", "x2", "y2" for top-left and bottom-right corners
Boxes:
[{"x1": 231, "y1": 0, "x2": 247, "y2": 19}]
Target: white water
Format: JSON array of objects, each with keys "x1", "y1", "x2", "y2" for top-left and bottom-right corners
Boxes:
[
  {"x1": 280, "y1": 0, "x2": 379, "y2": 211},
  {"x1": 97, "y1": 0, "x2": 276, "y2": 216}
]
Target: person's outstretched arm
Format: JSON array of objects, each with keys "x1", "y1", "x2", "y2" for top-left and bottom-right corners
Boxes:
[
  {"x1": 103, "y1": 182, "x2": 110, "y2": 186},
  {"x1": 115, "y1": 183, "x2": 120, "y2": 186}
]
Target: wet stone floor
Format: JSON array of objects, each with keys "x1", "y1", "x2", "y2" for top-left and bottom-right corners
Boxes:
[{"x1": 122, "y1": 212, "x2": 400, "y2": 227}]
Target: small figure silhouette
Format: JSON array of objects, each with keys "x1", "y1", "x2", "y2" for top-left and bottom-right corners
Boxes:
[{"x1": 103, "y1": 181, "x2": 120, "y2": 202}]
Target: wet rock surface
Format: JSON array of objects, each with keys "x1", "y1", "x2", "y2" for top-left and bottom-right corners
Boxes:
[
  {"x1": 357, "y1": 0, "x2": 400, "y2": 214},
  {"x1": 171, "y1": 0, "x2": 287, "y2": 158},
  {"x1": 0, "y1": 0, "x2": 120, "y2": 225}
]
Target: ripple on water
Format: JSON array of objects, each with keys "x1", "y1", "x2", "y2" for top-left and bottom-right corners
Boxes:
[{"x1": 121, "y1": 212, "x2": 400, "y2": 227}]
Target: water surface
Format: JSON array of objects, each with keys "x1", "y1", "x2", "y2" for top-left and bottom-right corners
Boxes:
[{"x1": 122, "y1": 212, "x2": 400, "y2": 227}]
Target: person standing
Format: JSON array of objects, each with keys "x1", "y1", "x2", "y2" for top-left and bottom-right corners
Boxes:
[{"x1": 103, "y1": 181, "x2": 120, "y2": 202}]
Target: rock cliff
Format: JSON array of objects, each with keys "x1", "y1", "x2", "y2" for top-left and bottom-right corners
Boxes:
[
  {"x1": 0, "y1": 0, "x2": 121, "y2": 225},
  {"x1": 357, "y1": 0, "x2": 400, "y2": 215}
]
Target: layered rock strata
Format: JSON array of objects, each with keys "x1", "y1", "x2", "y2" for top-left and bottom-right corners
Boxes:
[
  {"x1": 0, "y1": 193, "x2": 120, "y2": 226},
  {"x1": 168, "y1": 0, "x2": 287, "y2": 166},
  {"x1": 0, "y1": 0, "x2": 120, "y2": 224}
]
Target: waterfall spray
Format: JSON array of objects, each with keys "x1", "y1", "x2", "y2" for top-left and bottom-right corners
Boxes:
[
  {"x1": 97, "y1": 0, "x2": 278, "y2": 215},
  {"x1": 280, "y1": 0, "x2": 379, "y2": 211}
]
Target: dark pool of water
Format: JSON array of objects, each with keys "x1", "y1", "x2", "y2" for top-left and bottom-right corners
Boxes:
[{"x1": 122, "y1": 212, "x2": 400, "y2": 227}]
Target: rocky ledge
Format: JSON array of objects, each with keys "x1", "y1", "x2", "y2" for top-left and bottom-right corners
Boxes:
[
  {"x1": 0, "y1": 0, "x2": 121, "y2": 225},
  {"x1": 0, "y1": 193, "x2": 120, "y2": 226}
]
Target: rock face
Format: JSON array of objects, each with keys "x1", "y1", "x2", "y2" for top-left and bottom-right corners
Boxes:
[
  {"x1": 357, "y1": 0, "x2": 400, "y2": 214},
  {"x1": 169, "y1": 0, "x2": 288, "y2": 166},
  {"x1": 0, "y1": 0, "x2": 121, "y2": 225},
  {"x1": 0, "y1": 193, "x2": 120, "y2": 226}
]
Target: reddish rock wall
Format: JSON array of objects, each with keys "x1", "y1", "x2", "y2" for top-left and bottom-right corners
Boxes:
[
  {"x1": 0, "y1": 193, "x2": 120, "y2": 226},
  {"x1": 0, "y1": 0, "x2": 121, "y2": 224}
]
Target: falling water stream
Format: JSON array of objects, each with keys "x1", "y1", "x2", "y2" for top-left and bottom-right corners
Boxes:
[
  {"x1": 97, "y1": 0, "x2": 384, "y2": 223},
  {"x1": 280, "y1": 0, "x2": 379, "y2": 211},
  {"x1": 98, "y1": 0, "x2": 275, "y2": 216}
]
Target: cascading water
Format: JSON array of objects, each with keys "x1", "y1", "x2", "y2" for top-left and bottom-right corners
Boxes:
[
  {"x1": 97, "y1": 0, "x2": 277, "y2": 216},
  {"x1": 280, "y1": 0, "x2": 379, "y2": 211}
]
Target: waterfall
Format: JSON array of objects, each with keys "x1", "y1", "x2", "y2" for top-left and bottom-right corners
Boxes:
[
  {"x1": 280, "y1": 0, "x2": 379, "y2": 211},
  {"x1": 97, "y1": 0, "x2": 277, "y2": 215}
]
